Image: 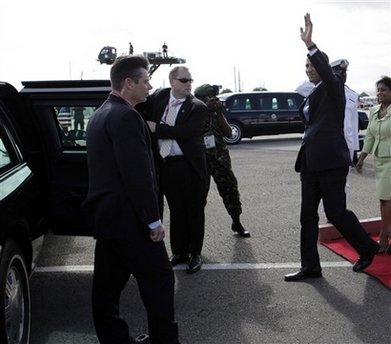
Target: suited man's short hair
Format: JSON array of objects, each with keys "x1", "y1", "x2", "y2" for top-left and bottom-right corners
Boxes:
[
  {"x1": 110, "y1": 55, "x2": 149, "y2": 90},
  {"x1": 168, "y1": 66, "x2": 189, "y2": 81}
]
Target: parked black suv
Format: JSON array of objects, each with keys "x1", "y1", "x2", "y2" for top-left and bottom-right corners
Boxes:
[
  {"x1": 0, "y1": 80, "x2": 111, "y2": 344},
  {"x1": 218, "y1": 92, "x2": 369, "y2": 145}
]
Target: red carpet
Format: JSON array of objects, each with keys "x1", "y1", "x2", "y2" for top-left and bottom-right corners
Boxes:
[{"x1": 320, "y1": 234, "x2": 391, "y2": 289}]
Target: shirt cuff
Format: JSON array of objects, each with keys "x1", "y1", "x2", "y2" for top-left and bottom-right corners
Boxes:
[
  {"x1": 148, "y1": 220, "x2": 162, "y2": 230},
  {"x1": 308, "y1": 44, "x2": 318, "y2": 56}
]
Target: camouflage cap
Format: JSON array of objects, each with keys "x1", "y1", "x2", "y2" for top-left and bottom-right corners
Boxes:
[{"x1": 194, "y1": 84, "x2": 214, "y2": 98}]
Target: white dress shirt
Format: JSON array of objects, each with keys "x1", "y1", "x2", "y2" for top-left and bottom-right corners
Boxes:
[{"x1": 158, "y1": 94, "x2": 186, "y2": 156}]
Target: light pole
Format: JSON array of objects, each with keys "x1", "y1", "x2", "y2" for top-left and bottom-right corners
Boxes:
[{"x1": 233, "y1": 66, "x2": 237, "y2": 92}]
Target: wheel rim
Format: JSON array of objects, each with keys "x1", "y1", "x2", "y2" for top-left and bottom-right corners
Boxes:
[
  {"x1": 224, "y1": 124, "x2": 241, "y2": 144},
  {"x1": 5, "y1": 265, "x2": 24, "y2": 343},
  {"x1": 231, "y1": 126, "x2": 239, "y2": 140}
]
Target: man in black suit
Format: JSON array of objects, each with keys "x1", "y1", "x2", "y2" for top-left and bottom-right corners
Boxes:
[
  {"x1": 285, "y1": 14, "x2": 379, "y2": 282},
  {"x1": 83, "y1": 56, "x2": 180, "y2": 343},
  {"x1": 146, "y1": 66, "x2": 208, "y2": 274}
]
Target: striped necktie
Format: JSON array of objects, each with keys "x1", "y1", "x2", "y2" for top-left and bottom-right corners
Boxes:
[{"x1": 159, "y1": 99, "x2": 181, "y2": 158}]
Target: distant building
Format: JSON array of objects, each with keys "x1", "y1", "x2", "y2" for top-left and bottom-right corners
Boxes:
[{"x1": 359, "y1": 95, "x2": 378, "y2": 109}]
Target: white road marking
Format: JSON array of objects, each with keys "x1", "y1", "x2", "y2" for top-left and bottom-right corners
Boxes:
[{"x1": 34, "y1": 261, "x2": 352, "y2": 273}]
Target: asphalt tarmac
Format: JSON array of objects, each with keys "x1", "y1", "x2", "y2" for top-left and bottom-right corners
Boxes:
[{"x1": 31, "y1": 134, "x2": 390, "y2": 344}]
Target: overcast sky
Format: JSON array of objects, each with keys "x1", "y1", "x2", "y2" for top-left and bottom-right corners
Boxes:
[{"x1": 1, "y1": 0, "x2": 390, "y2": 95}]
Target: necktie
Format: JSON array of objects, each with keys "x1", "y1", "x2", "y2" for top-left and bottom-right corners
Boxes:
[{"x1": 159, "y1": 100, "x2": 181, "y2": 158}]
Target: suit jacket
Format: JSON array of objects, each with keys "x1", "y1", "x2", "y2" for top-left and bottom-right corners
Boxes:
[
  {"x1": 362, "y1": 104, "x2": 391, "y2": 157},
  {"x1": 295, "y1": 49, "x2": 351, "y2": 172},
  {"x1": 144, "y1": 88, "x2": 208, "y2": 180},
  {"x1": 83, "y1": 94, "x2": 160, "y2": 240}
]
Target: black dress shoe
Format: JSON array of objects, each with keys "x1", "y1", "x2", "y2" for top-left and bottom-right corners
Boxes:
[
  {"x1": 131, "y1": 334, "x2": 150, "y2": 343},
  {"x1": 232, "y1": 223, "x2": 251, "y2": 237},
  {"x1": 353, "y1": 253, "x2": 376, "y2": 272},
  {"x1": 353, "y1": 243, "x2": 379, "y2": 272},
  {"x1": 169, "y1": 254, "x2": 189, "y2": 266},
  {"x1": 187, "y1": 255, "x2": 202, "y2": 274},
  {"x1": 284, "y1": 269, "x2": 322, "y2": 282}
]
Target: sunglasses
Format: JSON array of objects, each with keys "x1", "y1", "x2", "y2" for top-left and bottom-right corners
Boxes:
[{"x1": 174, "y1": 78, "x2": 193, "y2": 84}]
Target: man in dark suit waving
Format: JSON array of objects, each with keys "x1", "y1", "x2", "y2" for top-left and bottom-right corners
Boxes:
[
  {"x1": 146, "y1": 66, "x2": 208, "y2": 274},
  {"x1": 84, "y1": 55, "x2": 180, "y2": 343},
  {"x1": 285, "y1": 14, "x2": 379, "y2": 282}
]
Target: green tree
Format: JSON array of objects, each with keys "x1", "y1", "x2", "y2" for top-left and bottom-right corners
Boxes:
[
  {"x1": 253, "y1": 86, "x2": 268, "y2": 91},
  {"x1": 220, "y1": 88, "x2": 233, "y2": 94}
]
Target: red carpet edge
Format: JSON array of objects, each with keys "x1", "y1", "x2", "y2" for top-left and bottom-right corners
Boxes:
[{"x1": 319, "y1": 217, "x2": 391, "y2": 289}]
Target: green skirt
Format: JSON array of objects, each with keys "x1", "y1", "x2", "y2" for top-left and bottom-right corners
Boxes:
[{"x1": 374, "y1": 156, "x2": 391, "y2": 200}]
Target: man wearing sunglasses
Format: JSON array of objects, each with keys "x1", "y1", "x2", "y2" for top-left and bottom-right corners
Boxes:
[{"x1": 145, "y1": 66, "x2": 209, "y2": 274}]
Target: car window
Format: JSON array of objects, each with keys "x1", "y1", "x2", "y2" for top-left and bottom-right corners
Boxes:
[
  {"x1": 0, "y1": 110, "x2": 19, "y2": 173},
  {"x1": 271, "y1": 98, "x2": 278, "y2": 110},
  {"x1": 284, "y1": 96, "x2": 300, "y2": 110},
  {"x1": 231, "y1": 97, "x2": 253, "y2": 110},
  {"x1": 0, "y1": 136, "x2": 12, "y2": 172},
  {"x1": 259, "y1": 96, "x2": 278, "y2": 110},
  {"x1": 259, "y1": 95, "x2": 300, "y2": 110},
  {"x1": 54, "y1": 106, "x2": 98, "y2": 148},
  {"x1": 0, "y1": 118, "x2": 33, "y2": 203}
]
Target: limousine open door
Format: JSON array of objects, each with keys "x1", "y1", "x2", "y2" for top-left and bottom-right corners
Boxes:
[{"x1": 18, "y1": 80, "x2": 111, "y2": 236}]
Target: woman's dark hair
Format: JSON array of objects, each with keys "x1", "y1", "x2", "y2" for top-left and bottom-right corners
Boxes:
[
  {"x1": 376, "y1": 76, "x2": 391, "y2": 90},
  {"x1": 110, "y1": 55, "x2": 149, "y2": 90}
]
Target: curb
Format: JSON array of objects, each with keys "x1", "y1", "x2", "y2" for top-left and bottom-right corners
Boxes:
[{"x1": 319, "y1": 217, "x2": 381, "y2": 242}]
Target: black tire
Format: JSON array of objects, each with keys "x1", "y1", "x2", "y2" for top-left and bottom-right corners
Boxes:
[
  {"x1": 0, "y1": 240, "x2": 31, "y2": 344},
  {"x1": 224, "y1": 122, "x2": 243, "y2": 145}
]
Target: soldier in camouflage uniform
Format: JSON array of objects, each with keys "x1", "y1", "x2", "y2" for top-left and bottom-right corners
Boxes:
[{"x1": 195, "y1": 84, "x2": 250, "y2": 237}]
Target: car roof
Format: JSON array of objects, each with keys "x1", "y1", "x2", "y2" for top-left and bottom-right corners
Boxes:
[
  {"x1": 218, "y1": 91, "x2": 301, "y2": 100},
  {"x1": 20, "y1": 80, "x2": 111, "y2": 94}
]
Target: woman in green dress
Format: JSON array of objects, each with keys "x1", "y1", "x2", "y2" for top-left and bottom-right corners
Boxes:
[{"x1": 356, "y1": 76, "x2": 391, "y2": 253}]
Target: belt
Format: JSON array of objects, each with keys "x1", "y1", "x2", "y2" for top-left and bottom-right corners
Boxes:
[{"x1": 164, "y1": 155, "x2": 186, "y2": 162}]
